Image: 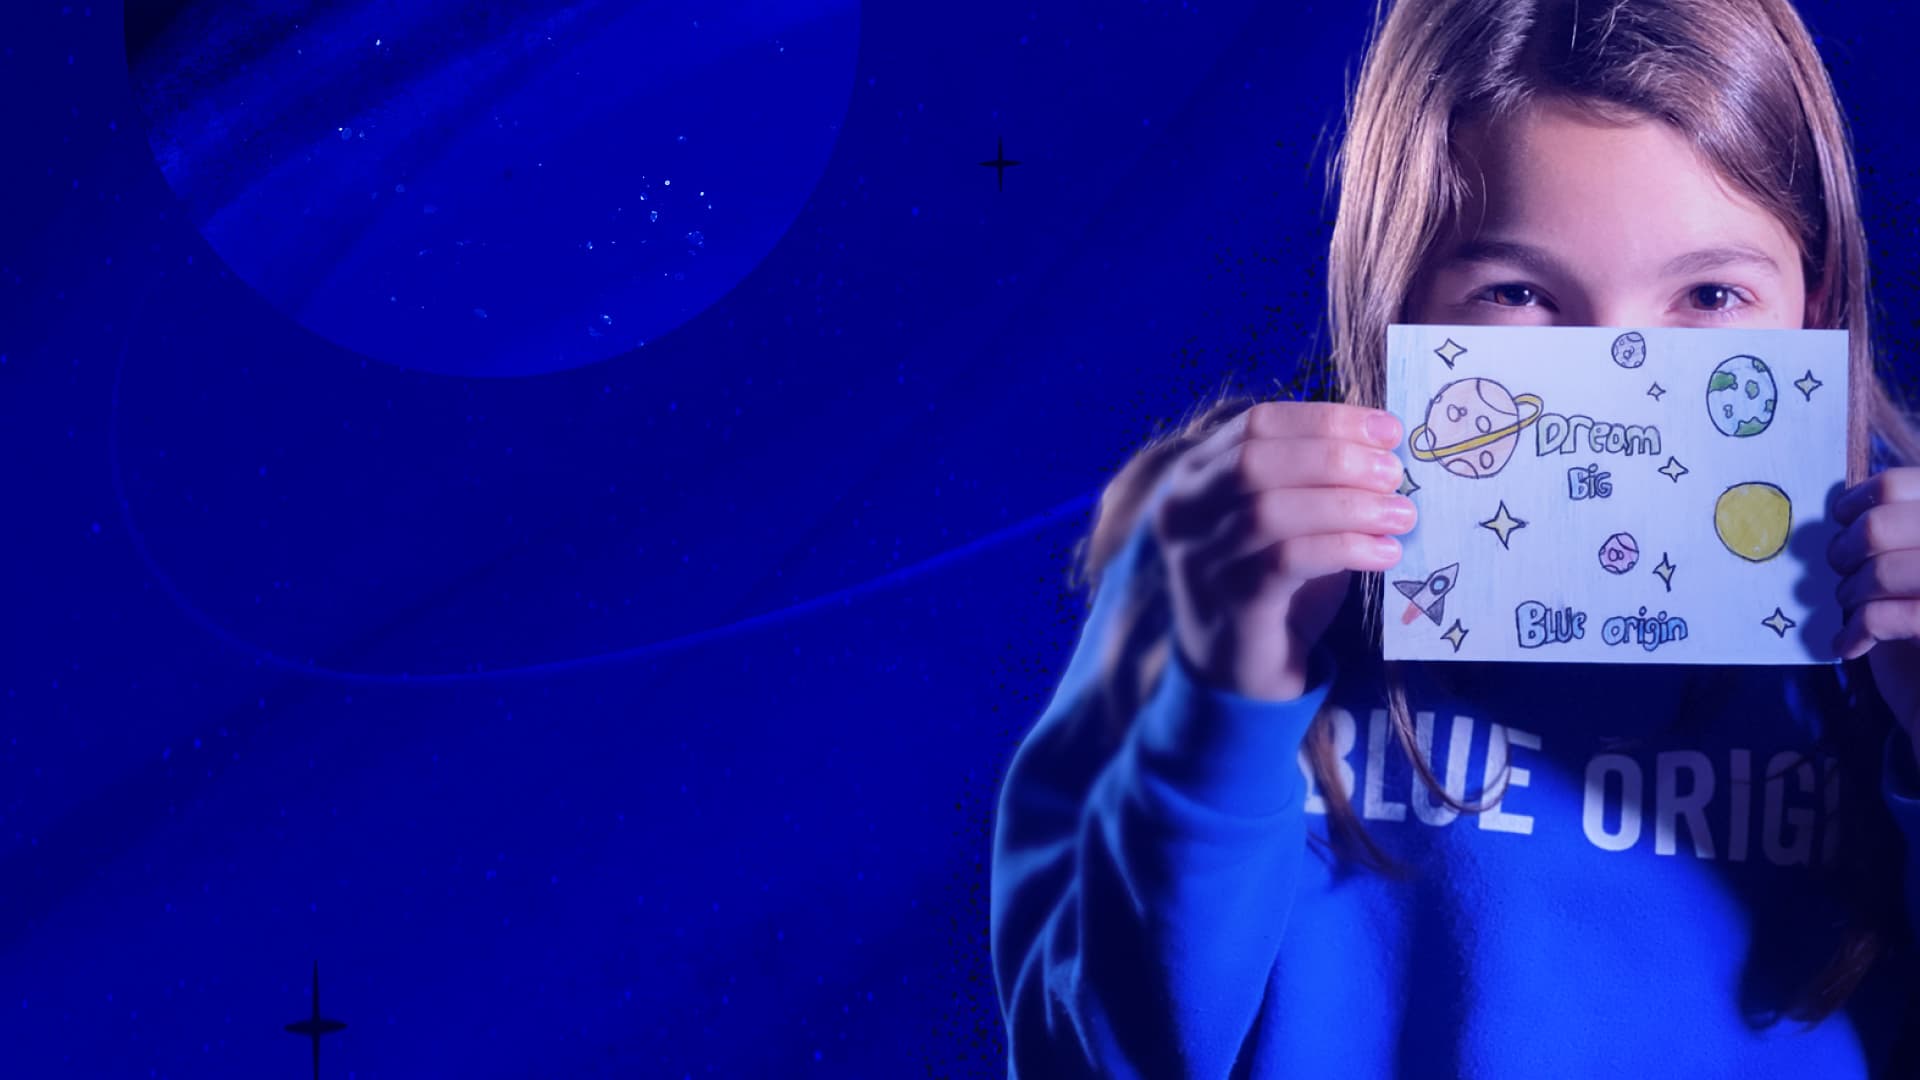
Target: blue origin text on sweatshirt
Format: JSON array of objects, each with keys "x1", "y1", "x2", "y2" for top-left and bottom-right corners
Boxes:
[{"x1": 990, "y1": 490, "x2": 1920, "y2": 1079}]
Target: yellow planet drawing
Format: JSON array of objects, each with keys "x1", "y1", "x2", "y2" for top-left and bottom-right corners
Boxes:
[{"x1": 1714, "y1": 482, "x2": 1791, "y2": 562}]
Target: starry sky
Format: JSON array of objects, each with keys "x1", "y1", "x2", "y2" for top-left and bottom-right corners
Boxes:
[
  {"x1": 125, "y1": 0, "x2": 860, "y2": 376},
  {"x1": 6, "y1": 0, "x2": 1920, "y2": 1076}
]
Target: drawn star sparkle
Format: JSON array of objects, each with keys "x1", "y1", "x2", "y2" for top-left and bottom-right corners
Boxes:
[
  {"x1": 1658, "y1": 456, "x2": 1689, "y2": 483},
  {"x1": 1761, "y1": 607, "x2": 1797, "y2": 638},
  {"x1": 1647, "y1": 381, "x2": 1666, "y2": 402},
  {"x1": 1441, "y1": 619, "x2": 1469, "y2": 653},
  {"x1": 1794, "y1": 369, "x2": 1824, "y2": 401},
  {"x1": 1435, "y1": 339, "x2": 1468, "y2": 369},
  {"x1": 1396, "y1": 469, "x2": 1421, "y2": 498},
  {"x1": 1479, "y1": 501, "x2": 1528, "y2": 549},
  {"x1": 1653, "y1": 553, "x2": 1676, "y2": 591}
]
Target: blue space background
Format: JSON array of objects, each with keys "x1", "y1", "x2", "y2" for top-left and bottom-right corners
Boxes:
[{"x1": 6, "y1": 1, "x2": 1920, "y2": 1076}]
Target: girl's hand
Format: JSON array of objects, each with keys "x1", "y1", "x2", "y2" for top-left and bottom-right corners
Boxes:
[
  {"x1": 1828, "y1": 467, "x2": 1920, "y2": 762},
  {"x1": 1152, "y1": 402, "x2": 1414, "y2": 702}
]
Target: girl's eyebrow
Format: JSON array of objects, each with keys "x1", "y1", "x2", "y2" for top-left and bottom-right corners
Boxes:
[
  {"x1": 1443, "y1": 239, "x2": 1782, "y2": 279},
  {"x1": 1443, "y1": 239, "x2": 1567, "y2": 278},
  {"x1": 1659, "y1": 244, "x2": 1781, "y2": 278}
]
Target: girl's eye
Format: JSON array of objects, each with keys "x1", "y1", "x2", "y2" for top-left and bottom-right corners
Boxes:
[
  {"x1": 1480, "y1": 283, "x2": 1543, "y2": 308},
  {"x1": 1688, "y1": 284, "x2": 1747, "y2": 312}
]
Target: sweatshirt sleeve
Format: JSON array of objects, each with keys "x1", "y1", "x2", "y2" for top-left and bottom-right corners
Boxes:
[
  {"x1": 989, "y1": 509, "x2": 1335, "y2": 1079},
  {"x1": 1878, "y1": 727, "x2": 1920, "y2": 941}
]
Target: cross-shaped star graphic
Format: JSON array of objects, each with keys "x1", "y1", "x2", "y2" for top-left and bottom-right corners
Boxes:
[
  {"x1": 1646, "y1": 381, "x2": 1666, "y2": 402},
  {"x1": 1479, "y1": 500, "x2": 1527, "y2": 549},
  {"x1": 1434, "y1": 339, "x2": 1467, "y2": 369},
  {"x1": 1658, "y1": 456, "x2": 1689, "y2": 483},
  {"x1": 1653, "y1": 553, "x2": 1676, "y2": 592},
  {"x1": 1794, "y1": 370, "x2": 1824, "y2": 402},
  {"x1": 285, "y1": 962, "x2": 347, "y2": 1080},
  {"x1": 1441, "y1": 619, "x2": 1469, "y2": 653},
  {"x1": 1761, "y1": 607, "x2": 1797, "y2": 638},
  {"x1": 979, "y1": 137, "x2": 1021, "y2": 191},
  {"x1": 1396, "y1": 469, "x2": 1420, "y2": 498}
]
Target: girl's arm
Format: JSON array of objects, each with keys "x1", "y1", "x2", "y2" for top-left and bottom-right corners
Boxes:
[
  {"x1": 1880, "y1": 731, "x2": 1920, "y2": 939},
  {"x1": 990, "y1": 513, "x2": 1332, "y2": 1078}
]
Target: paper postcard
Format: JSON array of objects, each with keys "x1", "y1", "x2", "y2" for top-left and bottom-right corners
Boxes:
[{"x1": 1382, "y1": 324, "x2": 1848, "y2": 664}]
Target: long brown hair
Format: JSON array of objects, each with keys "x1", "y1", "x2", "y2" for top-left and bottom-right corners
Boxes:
[{"x1": 1073, "y1": 0, "x2": 1918, "y2": 1024}]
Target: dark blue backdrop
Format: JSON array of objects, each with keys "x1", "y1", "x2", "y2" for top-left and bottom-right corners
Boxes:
[{"x1": 6, "y1": 1, "x2": 1920, "y2": 1076}]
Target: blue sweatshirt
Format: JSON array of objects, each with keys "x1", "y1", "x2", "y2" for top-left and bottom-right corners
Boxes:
[{"x1": 991, "y1": 477, "x2": 1920, "y2": 1078}]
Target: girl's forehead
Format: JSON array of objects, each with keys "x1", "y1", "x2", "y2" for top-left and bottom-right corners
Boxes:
[{"x1": 1446, "y1": 99, "x2": 1798, "y2": 263}]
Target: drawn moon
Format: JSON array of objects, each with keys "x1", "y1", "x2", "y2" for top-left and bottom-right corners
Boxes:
[
  {"x1": 1714, "y1": 482, "x2": 1791, "y2": 562},
  {"x1": 1610, "y1": 331, "x2": 1647, "y2": 369},
  {"x1": 1598, "y1": 532, "x2": 1640, "y2": 574}
]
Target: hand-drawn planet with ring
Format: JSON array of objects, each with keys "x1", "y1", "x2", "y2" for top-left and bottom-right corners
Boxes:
[
  {"x1": 1408, "y1": 378, "x2": 1544, "y2": 479},
  {"x1": 1706, "y1": 355, "x2": 1777, "y2": 437},
  {"x1": 1611, "y1": 331, "x2": 1648, "y2": 368},
  {"x1": 1714, "y1": 481, "x2": 1791, "y2": 561}
]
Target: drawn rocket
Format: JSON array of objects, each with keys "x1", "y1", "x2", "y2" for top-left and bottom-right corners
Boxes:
[{"x1": 1392, "y1": 563, "x2": 1458, "y2": 626}]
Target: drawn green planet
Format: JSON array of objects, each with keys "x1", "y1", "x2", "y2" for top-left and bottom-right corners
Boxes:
[
  {"x1": 1714, "y1": 481, "x2": 1791, "y2": 561},
  {"x1": 1706, "y1": 355, "x2": 1776, "y2": 437}
]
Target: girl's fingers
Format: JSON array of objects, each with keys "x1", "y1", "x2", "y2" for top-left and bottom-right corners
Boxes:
[
  {"x1": 1834, "y1": 597, "x2": 1920, "y2": 661},
  {"x1": 1185, "y1": 402, "x2": 1402, "y2": 476},
  {"x1": 1173, "y1": 437, "x2": 1405, "y2": 528},
  {"x1": 1828, "y1": 501, "x2": 1920, "y2": 574},
  {"x1": 1836, "y1": 549, "x2": 1920, "y2": 611},
  {"x1": 1193, "y1": 488, "x2": 1415, "y2": 567},
  {"x1": 1214, "y1": 531, "x2": 1404, "y2": 592},
  {"x1": 1831, "y1": 467, "x2": 1920, "y2": 526}
]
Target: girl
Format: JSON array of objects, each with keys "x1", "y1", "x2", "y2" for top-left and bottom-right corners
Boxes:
[{"x1": 990, "y1": 0, "x2": 1920, "y2": 1075}]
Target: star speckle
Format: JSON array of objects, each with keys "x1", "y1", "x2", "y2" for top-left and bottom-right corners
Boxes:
[
  {"x1": 1794, "y1": 370, "x2": 1824, "y2": 401},
  {"x1": 1653, "y1": 553, "x2": 1676, "y2": 591},
  {"x1": 1658, "y1": 456, "x2": 1689, "y2": 483},
  {"x1": 1441, "y1": 619, "x2": 1469, "y2": 653},
  {"x1": 1647, "y1": 381, "x2": 1666, "y2": 402},
  {"x1": 1435, "y1": 339, "x2": 1467, "y2": 369},
  {"x1": 1761, "y1": 607, "x2": 1797, "y2": 638},
  {"x1": 1479, "y1": 501, "x2": 1528, "y2": 549}
]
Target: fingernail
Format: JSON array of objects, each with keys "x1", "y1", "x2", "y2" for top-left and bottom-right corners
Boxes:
[
  {"x1": 1372, "y1": 535, "x2": 1402, "y2": 561},
  {"x1": 1365, "y1": 412, "x2": 1403, "y2": 447},
  {"x1": 1381, "y1": 495, "x2": 1416, "y2": 528},
  {"x1": 1374, "y1": 452, "x2": 1405, "y2": 488}
]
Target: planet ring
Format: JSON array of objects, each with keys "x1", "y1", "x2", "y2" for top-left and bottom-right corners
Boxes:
[{"x1": 1407, "y1": 393, "x2": 1544, "y2": 462}]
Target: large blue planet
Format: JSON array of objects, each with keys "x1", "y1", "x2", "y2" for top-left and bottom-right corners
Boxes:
[{"x1": 126, "y1": 0, "x2": 859, "y2": 376}]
